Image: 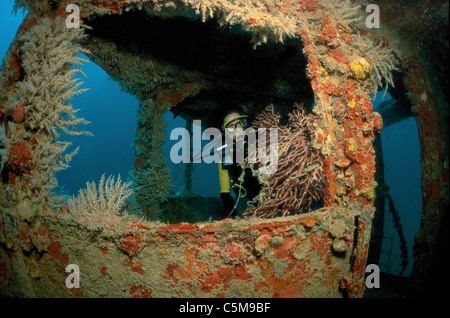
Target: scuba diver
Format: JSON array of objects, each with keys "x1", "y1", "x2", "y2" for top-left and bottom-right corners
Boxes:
[{"x1": 217, "y1": 111, "x2": 261, "y2": 219}]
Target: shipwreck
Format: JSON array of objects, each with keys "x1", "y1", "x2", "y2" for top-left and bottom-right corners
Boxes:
[{"x1": 0, "y1": 0, "x2": 448, "y2": 298}]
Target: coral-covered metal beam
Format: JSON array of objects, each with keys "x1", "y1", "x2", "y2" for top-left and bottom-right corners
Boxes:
[
  {"x1": 0, "y1": 205, "x2": 365, "y2": 297},
  {"x1": 403, "y1": 59, "x2": 449, "y2": 295}
]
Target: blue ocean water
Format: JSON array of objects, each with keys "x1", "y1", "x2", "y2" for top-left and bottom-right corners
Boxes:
[{"x1": 0, "y1": 1, "x2": 422, "y2": 278}]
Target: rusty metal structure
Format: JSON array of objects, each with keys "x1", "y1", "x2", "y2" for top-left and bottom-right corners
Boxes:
[{"x1": 0, "y1": 0, "x2": 448, "y2": 298}]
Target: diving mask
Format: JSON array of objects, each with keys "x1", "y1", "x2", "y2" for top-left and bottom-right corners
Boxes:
[{"x1": 222, "y1": 115, "x2": 248, "y2": 131}]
